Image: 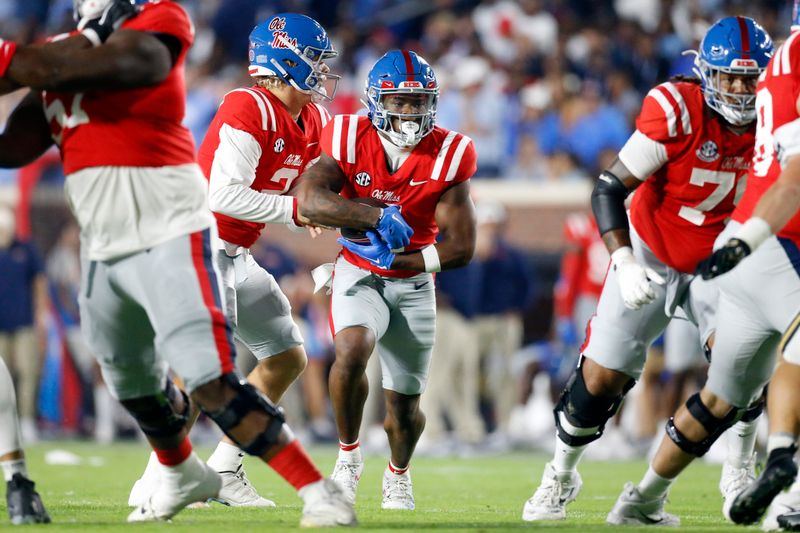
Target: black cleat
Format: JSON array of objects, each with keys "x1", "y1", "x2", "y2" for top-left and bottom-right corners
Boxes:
[
  {"x1": 729, "y1": 447, "x2": 798, "y2": 525},
  {"x1": 778, "y1": 510, "x2": 800, "y2": 531},
  {"x1": 6, "y1": 473, "x2": 51, "y2": 525}
]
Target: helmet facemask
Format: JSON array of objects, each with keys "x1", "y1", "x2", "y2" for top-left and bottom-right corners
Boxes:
[
  {"x1": 694, "y1": 55, "x2": 761, "y2": 126},
  {"x1": 269, "y1": 33, "x2": 340, "y2": 102},
  {"x1": 367, "y1": 88, "x2": 438, "y2": 147}
]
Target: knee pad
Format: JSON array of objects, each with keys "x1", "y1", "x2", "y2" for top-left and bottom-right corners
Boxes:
[
  {"x1": 665, "y1": 393, "x2": 740, "y2": 457},
  {"x1": 203, "y1": 373, "x2": 285, "y2": 457},
  {"x1": 120, "y1": 379, "x2": 190, "y2": 439},
  {"x1": 553, "y1": 363, "x2": 635, "y2": 446}
]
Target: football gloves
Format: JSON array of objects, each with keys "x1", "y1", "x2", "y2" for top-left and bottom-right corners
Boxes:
[
  {"x1": 611, "y1": 247, "x2": 666, "y2": 310},
  {"x1": 696, "y1": 238, "x2": 751, "y2": 280},
  {"x1": 375, "y1": 205, "x2": 412, "y2": 252},
  {"x1": 79, "y1": 0, "x2": 138, "y2": 46},
  {"x1": 338, "y1": 230, "x2": 395, "y2": 270}
]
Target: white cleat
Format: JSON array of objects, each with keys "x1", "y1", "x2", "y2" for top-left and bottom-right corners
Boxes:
[
  {"x1": 299, "y1": 478, "x2": 357, "y2": 528},
  {"x1": 522, "y1": 461, "x2": 582, "y2": 521},
  {"x1": 720, "y1": 455, "x2": 757, "y2": 521},
  {"x1": 211, "y1": 464, "x2": 276, "y2": 507},
  {"x1": 128, "y1": 452, "x2": 160, "y2": 508},
  {"x1": 127, "y1": 453, "x2": 222, "y2": 522},
  {"x1": 331, "y1": 459, "x2": 363, "y2": 504},
  {"x1": 381, "y1": 467, "x2": 414, "y2": 510},
  {"x1": 606, "y1": 482, "x2": 680, "y2": 526},
  {"x1": 761, "y1": 488, "x2": 800, "y2": 531}
]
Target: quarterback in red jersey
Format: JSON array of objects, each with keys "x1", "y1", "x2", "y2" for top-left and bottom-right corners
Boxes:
[
  {"x1": 126, "y1": 15, "x2": 354, "y2": 520},
  {"x1": 522, "y1": 17, "x2": 773, "y2": 525},
  {"x1": 691, "y1": 5, "x2": 800, "y2": 527},
  {"x1": 0, "y1": 2, "x2": 354, "y2": 526},
  {"x1": 295, "y1": 49, "x2": 476, "y2": 510}
]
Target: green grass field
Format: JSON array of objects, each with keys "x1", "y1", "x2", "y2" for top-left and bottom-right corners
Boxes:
[{"x1": 1, "y1": 442, "x2": 758, "y2": 532}]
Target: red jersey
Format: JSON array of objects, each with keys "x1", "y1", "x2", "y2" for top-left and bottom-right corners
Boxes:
[
  {"x1": 629, "y1": 81, "x2": 754, "y2": 273},
  {"x1": 42, "y1": 0, "x2": 196, "y2": 174},
  {"x1": 197, "y1": 87, "x2": 330, "y2": 247},
  {"x1": 733, "y1": 32, "x2": 800, "y2": 244},
  {"x1": 321, "y1": 115, "x2": 477, "y2": 278},
  {"x1": 554, "y1": 212, "x2": 608, "y2": 319}
]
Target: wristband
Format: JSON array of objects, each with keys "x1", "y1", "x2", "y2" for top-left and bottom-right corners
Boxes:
[
  {"x1": 610, "y1": 246, "x2": 634, "y2": 268},
  {"x1": 0, "y1": 40, "x2": 18, "y2": 77},
  {"x1": 421, "y1": 244, "x2": 441, "y2": 273},
  {"x1": 734, "y1": 217, "x2": 772, "y2": 252}
]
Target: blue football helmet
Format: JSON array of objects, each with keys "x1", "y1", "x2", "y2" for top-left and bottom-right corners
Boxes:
[
  {"x1": 692, "y1": 16, "x2": 773, "y2": 125},
  {"x1": 248, "y1": 13, "x2": 339, "y2": 102},
  {"x1": 365, "y1": 50, "x2": 438, "y2": 147}
]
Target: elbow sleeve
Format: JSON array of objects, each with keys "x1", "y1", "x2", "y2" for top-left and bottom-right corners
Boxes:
[{"x1": 591, "y1": 171, "x2": 631, "y2": 235}]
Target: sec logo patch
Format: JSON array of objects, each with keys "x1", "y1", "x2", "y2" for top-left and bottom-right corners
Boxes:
[
  {"x1": 274, "y1": 138, "x2": 285, "y2": 153},
  {"x1": 355, "y1": 172, "x2": 371, "y2": 187}
]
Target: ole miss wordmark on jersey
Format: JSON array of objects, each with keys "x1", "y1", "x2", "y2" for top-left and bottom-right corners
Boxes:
[
  {"x1": 42, "y1": 0, "x2": 196, "y2": 175},
  {"x1": 734, "y1": 32, "x2": 800, "y2": 245},
  {"x1": 321, "y1": 115, "x2": 477, "y2": 278},
  {"x1": 629, "y1": 81, "x2": 754, "y2": 273},
  {"x1": 197, "y1": 87, "x2": 330, "y2": 248}
]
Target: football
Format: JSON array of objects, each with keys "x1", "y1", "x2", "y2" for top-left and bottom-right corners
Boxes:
[{"x1": 340, "y1": 197, "x2": 388, "y2": 244}]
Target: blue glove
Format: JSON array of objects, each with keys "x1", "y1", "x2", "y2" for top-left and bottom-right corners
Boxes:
[
  {"x1": 376, "y1": 205, "x2": 413, "y2": 251},
  {"x1": 338, "y1": 230, "x2": 396, "y2": 270}
]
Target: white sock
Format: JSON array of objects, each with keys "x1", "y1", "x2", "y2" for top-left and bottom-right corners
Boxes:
[
  {"x1": 551, "y1": 435, "x2": 587, "y2": 477},
  {"x1": 207, "y1": 441, "x2": 245, "y2": 473},
  {"x1": 338, "y1": 441, "x2": 362, "y2": 463},
  {"x1": 726, "y1": 419, "x2": 759, "y2": 468},
  {"x1": 638, "y1": 465, "x2": 674, "y2": 499},
  {"x1": 0, "y1": 358, "x2": 21, "y2": 455},
  {"x1": 1, "y1": 459, "x2": 26, "y2": 482},
  {"x1": 140, "y1": 451, "x2": 160, "y2": 482},
  {"x1": 767, "y1": 432, "x2": 797, "y2": 454}
]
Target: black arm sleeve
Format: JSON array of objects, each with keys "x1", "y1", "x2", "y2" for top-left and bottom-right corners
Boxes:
[{"x1": 591, "y1": 170, "x2": 631, "y2": 235}]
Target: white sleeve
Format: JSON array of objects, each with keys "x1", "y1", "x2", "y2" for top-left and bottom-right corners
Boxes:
[
  {"x1": 774, "y1": 118, "x2": 800, "y2": 168},
  {"x1": 207, "y1": 123, "x2": 295, "y2": 225},
  {"x1": 617, "y1": 129, "x2": 669, "y2": 180}
]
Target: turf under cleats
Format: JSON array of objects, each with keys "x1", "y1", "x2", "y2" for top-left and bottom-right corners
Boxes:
[
  {"x1": 299, "y1": 478, "x2": 357, "y2": 528},
  {"x1": 522, "y1": 461, "x2": 582, "y2": 521},
  {"x1": 6, "y1": 474, "x2": 51, "y2": 525},
  {"x1": 211, "y1": 464, "x2": 275, "y2": 507},
  {"x1": 330, "y1": 459, "x2": 363, "y2": 505},
  {"x1": 127, "y1": 453, "x2": 221, "y2": 522},
  {"x1": 606, "y1": 482, "x2": 679, "y2": 526},
  {"x1": 720, "y1": 454, "x2": 757, "y2": 521},
  {"x1": 729, "y1": 448, "x2": 798, "y2": 525},
  {"x1": 381, "y1": 467, "x2": 414, "y2": 510}
]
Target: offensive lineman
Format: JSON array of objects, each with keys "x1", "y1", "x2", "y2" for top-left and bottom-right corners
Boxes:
[
  {"x1": 521, "y1": 16, "x2": 773, "y2": 525},
  {"x1": 0, "y1": 0, "x2": 354, "y2": 526},
  {"x1": 295, "y1": 49, "x2": 477, "y2": 510}
]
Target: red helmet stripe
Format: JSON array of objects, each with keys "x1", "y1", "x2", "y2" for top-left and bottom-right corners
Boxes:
[
  {"x1": 401, "y1": 49, "x2": 415, "y2": 81},
  {"x1": 737, "y1": 16, "x2": 751, "y2": 59}
]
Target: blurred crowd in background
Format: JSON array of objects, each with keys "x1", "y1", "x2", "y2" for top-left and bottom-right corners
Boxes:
[{"x1": 0, "y1": 0, "x2": 782, "y2": 457}]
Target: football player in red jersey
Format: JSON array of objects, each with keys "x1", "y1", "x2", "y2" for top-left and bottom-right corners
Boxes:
[
  {"x1": 126, "y1": 13, "x2": 372, "y2": 513},
  {"x1": 521, "y1": 17, "x2": 773, "y2": 525},
  {"x1": 295, "y1": 49, "x2": 476, "y2": 510},
  {"x1": 0, "y1": 1, "x2": 355, "y2": 526},
  {"x1": 689, "y1": 4, "x2": 800, "y2": 528}
]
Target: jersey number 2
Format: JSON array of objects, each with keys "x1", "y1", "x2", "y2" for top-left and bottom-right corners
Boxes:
[{"x1": 268, "y1": 168, "x2": 300, "y2": 195}]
